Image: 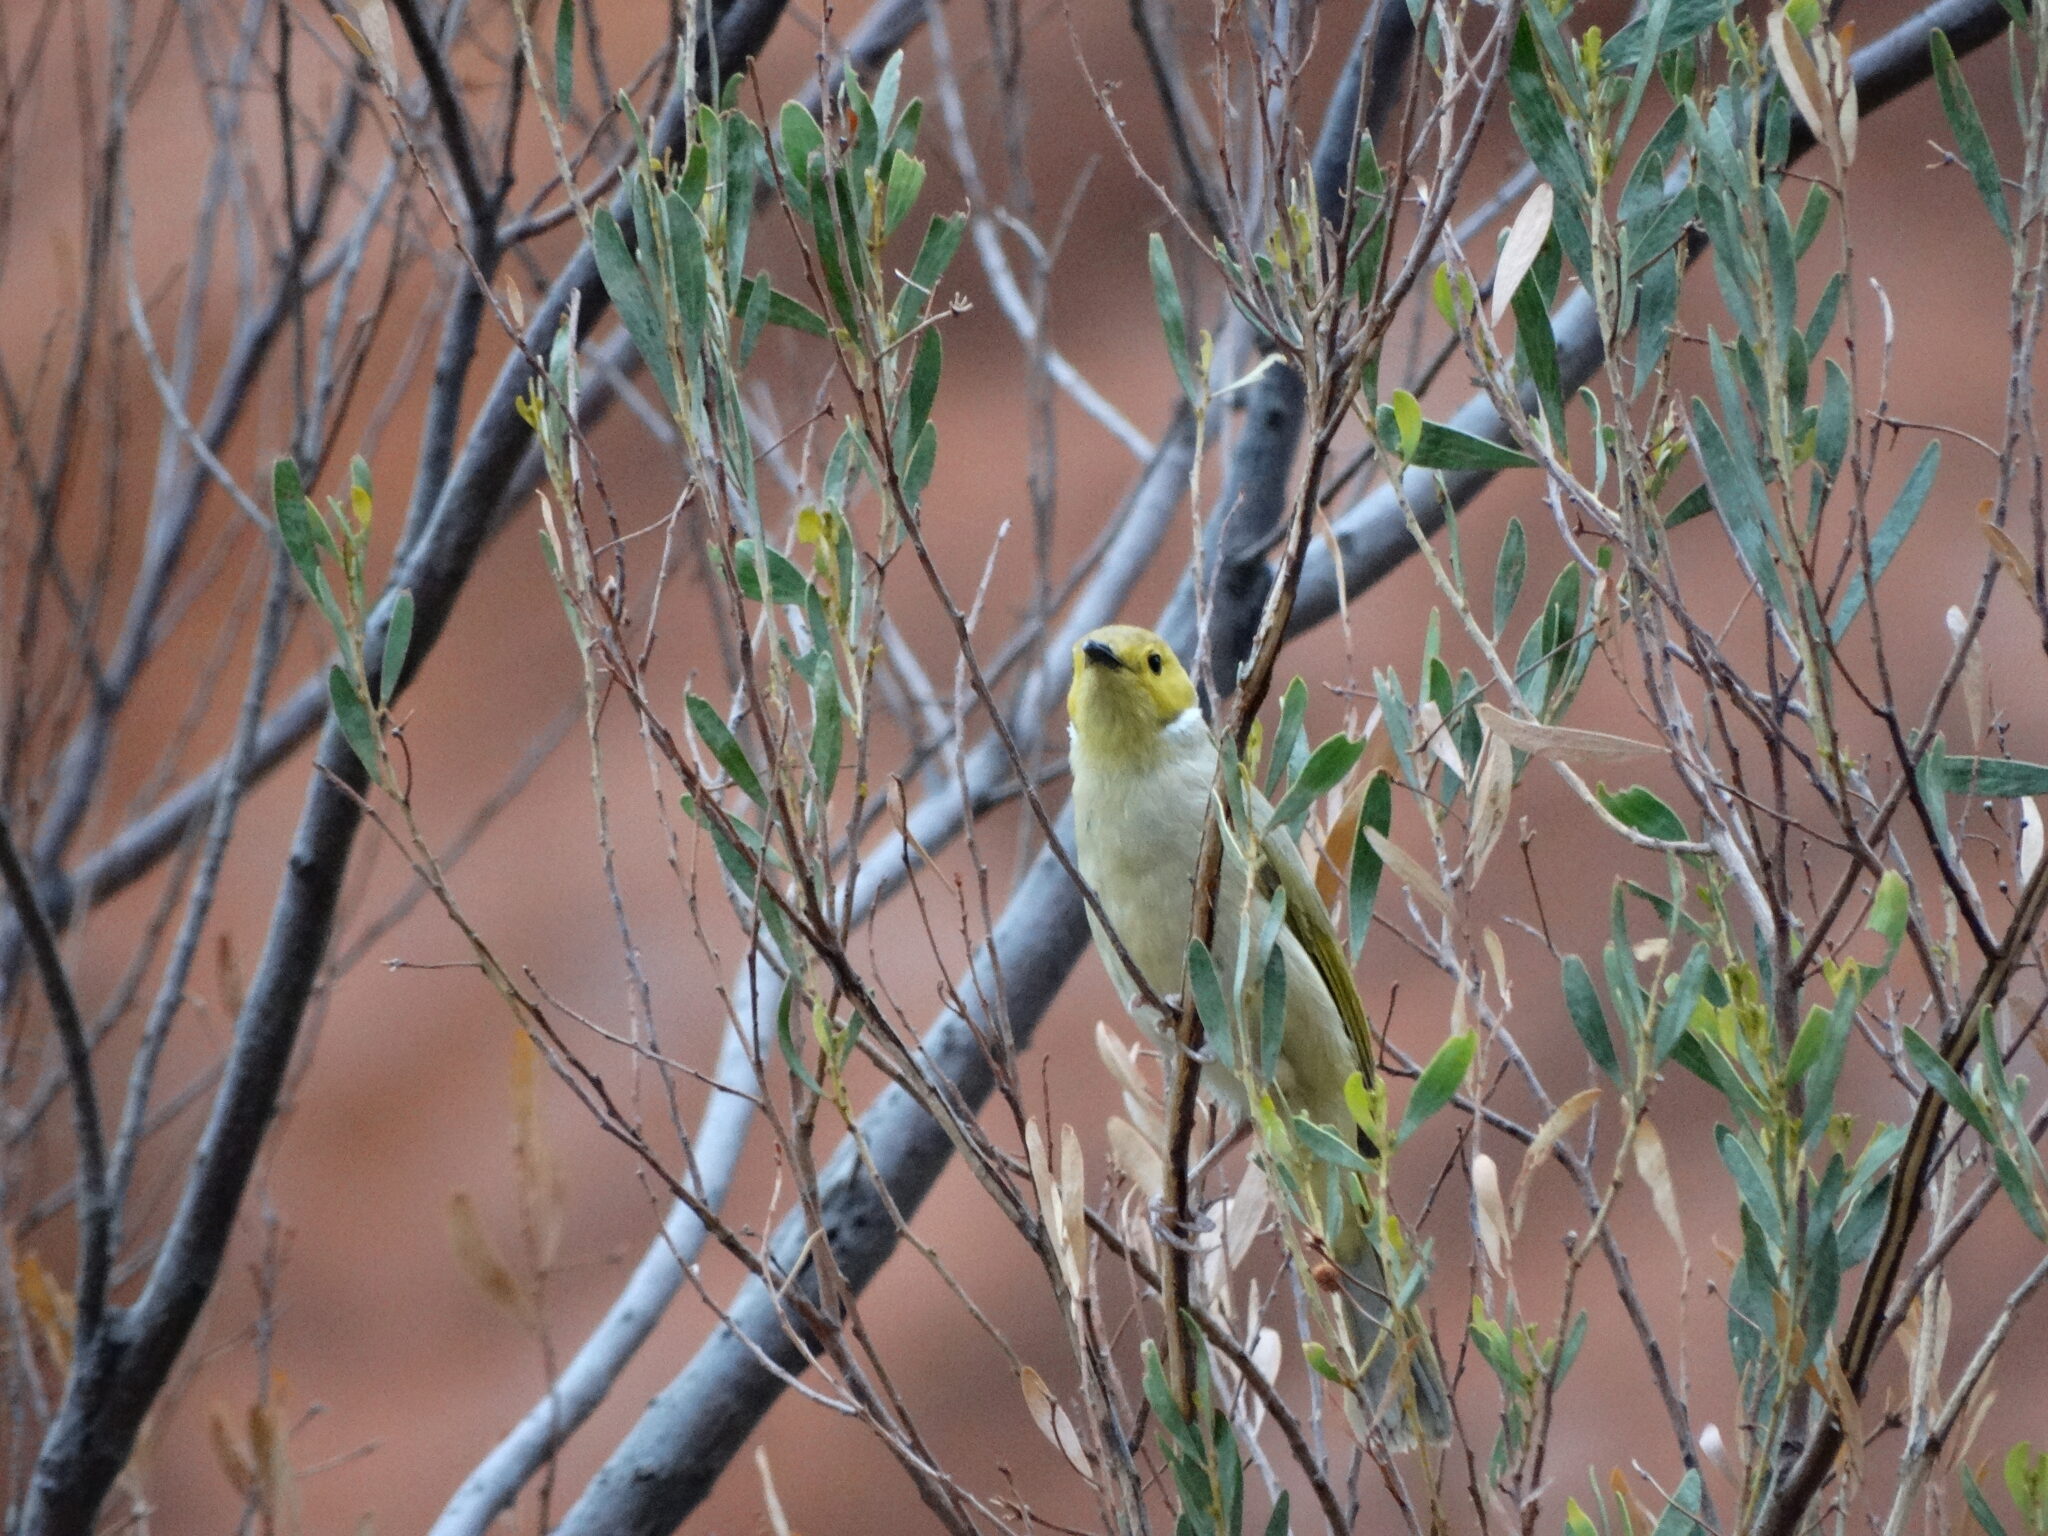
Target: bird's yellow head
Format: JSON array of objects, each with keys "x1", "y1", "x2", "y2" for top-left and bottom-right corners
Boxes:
[{"x1": 1067, "y1": 625, "x2": 1198, "y2": 763}]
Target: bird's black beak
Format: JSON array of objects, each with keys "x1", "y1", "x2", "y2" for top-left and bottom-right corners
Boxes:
[{"x1": 1082, "y1": 639, "x2": 1124, "y2": 671}]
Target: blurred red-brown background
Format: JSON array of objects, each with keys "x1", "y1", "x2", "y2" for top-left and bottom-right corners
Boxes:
[{"x1": 6, "y1": 0, "x2": 2043, "y2": 1529}]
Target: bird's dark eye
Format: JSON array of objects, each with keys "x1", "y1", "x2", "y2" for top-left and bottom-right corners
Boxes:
[{"x1": 1147, "y1": 652, "x2": 1163, "y2": 675}]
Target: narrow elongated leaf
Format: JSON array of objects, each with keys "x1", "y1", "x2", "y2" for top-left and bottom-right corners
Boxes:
[
  {"x1": 1652, "y1": 946, "x2": 1712, "y2": 1064},
  {"x1": 1148, "y1": 233, "x2": 1199, "y2": 406},
  {"x1": 1409, "y1": 421, "x2": 1536, "y2": 471},
  {"x1": 686, "y1": 694, "x2": 765, "y2": 805},
  {"x1": 1347, "y1": 770, "x2": 1393, "y2": 955},
  {"x1": 1493, "y1": 518, "x2": 1528, "y2": 634},
  {"x1": 1398, "y1": 1032, "x2": 1475, "y2": 1145},
  {"x1": 1931, "y1": 31, "x2": 2013, "y2": 242},
  {"x1": 1597, "y1": 783, "x2": 1689, "y2": 843},
  {"x1": 1902, "y1": 1028, "x2": 1996, "y2": 1142},
  {"x1": 591, "y1": 209, "x2": 677, "y2": 412},
  {"x1": 328, "y1": 666, "x2": 379, "y2": 776},
  {"x1": 1270, "y1": 733, "x2": 1367, "y2": 829},
  {"x1": 1562, "y1": 954, "x2": 1620, "y2": 1079},
  {"x1": 1938, "y1": 755, "x2": 2048, "y2": 798},
  {"x1": 553, "y1": 0, "x2": 575, "y2": 116},
  {"x1": 1831, "y1": 440, "x2": 1940, "y2": 639},
  {"x1": 379, "y1": 590, "x2": 414, "y2": 704}
]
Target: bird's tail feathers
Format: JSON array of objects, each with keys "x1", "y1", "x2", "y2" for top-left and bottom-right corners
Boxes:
[{"x1": 1331, "y1": 1230, "x2": 1454, "y2": 1451}]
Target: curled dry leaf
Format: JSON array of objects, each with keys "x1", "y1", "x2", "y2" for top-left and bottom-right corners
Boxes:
[
  {"x1": 1476, "y1": 703, "x2": 1659, "y2": 763},
  {"x1": 1482, "y1": 926, "x2": 1512, "y2": 1010},
  {"x1": 1106, "y1": 1116, "x2": 1165, "y2": 1199},
  {"x1": 1513, "y1": 1087, "x2": 1600, "y2": 1235},
  {"x1": 1414, "y1": 699, "x2": 1466, "y2": 780},
  {"x1": 1020, "y1": 1366, "x2": 1097, "y2": 1483},
  {"x1": 1363, "y1": 827, "x2": 1455, "y2": 918},
  {"x1": 1491, "y1": 183, "x2": 1554, "y2": 325},
  {"x1": 1465, "y1": 733, "x2": 1515, "y2": 883},
  {"x1": 511, "y1": 1030, "x2": 567, "y2": 1270},
  {"x1": 14, "y1": 1250, "x2": 74, "y2": 1369},
  {"x1": 209, "y1": 1404, "x2": 255, "y2": 1495},
  {"x1": 1059, "y1": 1123, "x2": 1090, "y2": 1292},
  {"x1": 1768, "y1": 10, "x2": 1837, "y2": 164},
  {"x1": 1981, "y1": 513, "x2": 2036, "y2": 593},
  {"x1": 757, "y1": 1447, "x2": 794, "y2": 1536},
  {"x1": 1632, "y1": 1118, "x2": 1687, "y2": 1260},
  {"x1": 447, "y1": 1192, "x2": 537, "y2": 1328},
  {"x1": 1472, "y1": 1152, "x2": 1512, "y2": 1273},
  {"x1": 339, "y1": 0, "x2": 399, "y2": 92}
]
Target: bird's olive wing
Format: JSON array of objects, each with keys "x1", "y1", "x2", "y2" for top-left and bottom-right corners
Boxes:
[{"x1": 1253, "y1": 823, "x2": 1378, "y2": 1087}]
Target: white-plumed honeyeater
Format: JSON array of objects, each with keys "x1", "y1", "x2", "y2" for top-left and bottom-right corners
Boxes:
[{"x1": 1067, "y1": 623, "x2": 1452, "y2": 1448}]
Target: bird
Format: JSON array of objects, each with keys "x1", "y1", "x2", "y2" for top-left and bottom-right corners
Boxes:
[{"x1": 1066, "y1": 622, "x2": 1452, "y2": 1448}]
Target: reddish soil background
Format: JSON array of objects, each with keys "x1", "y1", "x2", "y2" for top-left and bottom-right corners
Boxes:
[{"x1": 7, "y1": 0, "x2": 2044, "y2": 1530}]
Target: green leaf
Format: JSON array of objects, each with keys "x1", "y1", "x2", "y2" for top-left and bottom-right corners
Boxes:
[
  {"x1": 553, "y1": 0, "x2": 575, "y2": 117},
  {"x1": 591, "y1": 209, "x2": 677, "y2": 413},
  {"x1": 1903, "y1": 1027, "x2": 1997, "y2": 1143},
  {"x1": 1867, "y1": 868, "x2": 1910, "y2": 958},
  {"x1": 1294, "y1": 1113, "x2": 1377, "y2": 1172},
  {"x1": 890, "y1": 213, "x2": 965, "y2": 334},
  {"x1": 1597, "y1": 784, "x2": 1689, "y2": 843},
  {"x1": 1186, "y1": 938, "x2": 1232, "y2": 1055},
  {"x1": 1716, "y1": 1125, "x2": 1784, "y2": 1251},
  {"x1": 1493, "y1": 518, "x2": 1528, "y2": 635},
  {"x1": 883, "y1": 151, "x2": 926, "y2": 237},
  {"x1": 1409, "y1": 420, "x2": 1535, "y2": 471},
  {"x1": 1690, "y1": 392, "x2": 1786, "y2": 613},
  {"x1": 1392, "y1": 390, "x2": 1423, "y2": 457},
  {"x1": 379, "y1": 590, "x2": 414, "y2": 705},
  {"x1": 1831, "y1": 440, "x2": 1940, "y2": 639},
  {"x1": 898, "y1": 420, "x2": 938, "y2": 511},
  {"x1": 1663, "y1": 483, "x2": 1712, "y2": 530},
  {"x1": 1348, "y1": 771, "x2": 1393, "y2": 955},
  {"x1": 328, "y1": 665, "x2": 379, "y2": 776},
  {"x1": 1562, "y1": 954, "x2": 1620, "y2": 1080},
  {"x1": 1148, "y1": 232, "x2": 1199, "y2": 406},
  {"x1": 271, "y1": 458, "x2": 321, "y2": 588},
  {"x1": 1270, "y1": 733, "x2": 1367, "y2": 830},
  {"x1": 761, "y1": 287, "x2": 829, "y2": 337},
  {"x1": 1648, "y1": 1471, "x2": 1707, "y2": 1536},
  {"x1": 1259, "y1": 939, "x2": 1289, "y2": 1086},
  {"x1": 1398, "y1": 1032, "x2": 1475, "y2": 1146},
  {"x1": 1965, "y1": 1466, "x2": 2014, "y2": 1536},
  {"x1": 1931, "y1": 31, "x2": 2013, "y2": 243},
  {"x1": 1264, "y1": 678, "x2": 1310, "y2": 797},
  {"x1": 686, "y1": 693, "x2": 765, "y2": 806},
  {"x1": 1937, "y1": 756, "x2": 2048, "y2": 798},
  {"x1": 1651, "y1": 946, "x2": 1711, "y2": 1065},
  {"x1": 732, "y1": 540, "x2": 814, "y2": 605}
]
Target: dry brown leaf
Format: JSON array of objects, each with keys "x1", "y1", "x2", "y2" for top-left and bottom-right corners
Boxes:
[
  {"x1": 1106, "y1": 1117, "x2": 1165, "y2": 1198},
  {"x1": 1363, "y1": 827, "x2": 1454, "y2": 918},
  {"x1": 1513, "y1": 1087, "x2": 1601, "y2": 1235},
  {"x1": 209, "y1": 1404, "x2": 255, "y2": 1495},
  {"x1": 1059, "y1": 1123, "x2": 1090, "y2": 1293},
  {"x1": 1476, "y1": 704, "x2": 1659, "y2": 764},
  {"x1": 1982, "y1": 517, "x2": 2036, "y2": 592},
  {"x1": 757, "y1": 1447, "x2": 794, "y2": 1536},
  {"x1": 1465, "y1": 734, "x2": 1515, "y2": 883},
  {"x1": 14, "y1": 1250, "x2": 74, "y2": 1369},
  {"x1": 511, "y1": 1030, "x2": 567, "y2": 1270},
  {"x1": 1019, "y1": 1366, "x2": 1096, "y2": 1483},
  {"x1": 1768, "y1": 10, "x2": 1836, "y2": 162},
  {"x1": 1472, "y1": 1152, "x2": 1512, "y2": 1273},
  {"x1": 447, "y1": 1193, "x2": 536, "y2": 1327},
  {"x1": 1491, "y1": 184, "x2": 1555, "y2": 325},
  {"x1": 1632, "y1": 1119, "x2": 1686, "y2": 1260}
]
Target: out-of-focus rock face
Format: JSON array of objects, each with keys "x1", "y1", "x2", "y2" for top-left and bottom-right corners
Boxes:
[{"x1": 6, "y1": 0, "x2": 2039, "y2": 1530}]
